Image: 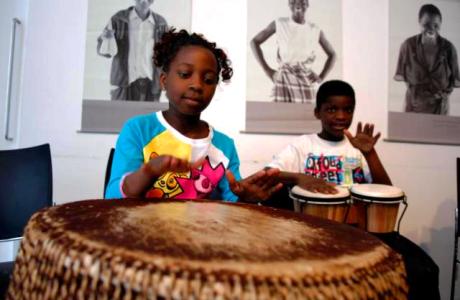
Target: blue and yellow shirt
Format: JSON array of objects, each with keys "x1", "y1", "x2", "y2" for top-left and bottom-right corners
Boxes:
[{"x1": 105, "y1": 112, "x2": 241, "y2": 201}]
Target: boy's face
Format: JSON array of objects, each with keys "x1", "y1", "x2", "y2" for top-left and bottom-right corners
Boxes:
[
  {"x1": 160, "y1": 45, "x2": 218, "y2": 117},
  {"x1": 289, "y1": 0, "x2": 308, "y2": 21},
  {"x1": 419, "y1": 13, "x2": 441, "y2": 39},
  {"x1": 135, "y1": 0, "x2": 154, "y2": 11},
  {"x1": 314, "y1": 96, "x2": 355, "y2": 140}
]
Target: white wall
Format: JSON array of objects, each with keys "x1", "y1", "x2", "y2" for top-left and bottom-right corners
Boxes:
[{"x1": 16, "y1": 0, "x2": 458, "y2": 298}]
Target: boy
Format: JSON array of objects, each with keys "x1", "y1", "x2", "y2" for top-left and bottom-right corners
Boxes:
[
  {"x1": 267, "y1": 80, "x2": 392, "y2": 195},
  {"x1": 394, "y1": 4, "x2": 460, "y2": 115},
  {"x1": 97, "y1": 0, "x2": 168, "y2": 102},
  {"x1": 250, "y1": 0, "x2": 336, "y2": 103}
]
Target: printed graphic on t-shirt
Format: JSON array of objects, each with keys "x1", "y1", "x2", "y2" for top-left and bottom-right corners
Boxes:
[
  {"x1": 304, "y1": 154, "x2": 366, "y2": 186},
  {"x1": 146, "y1": 156, "x2": 225, "y2": 199}
]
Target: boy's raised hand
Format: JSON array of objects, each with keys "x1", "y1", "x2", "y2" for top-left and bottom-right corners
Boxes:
[
  {"x1": 344, "y1": 122, "x2": 381, "y2": 154},
  {"x1": 226, "y1": 169, "x2": 283, "y2": 203}
]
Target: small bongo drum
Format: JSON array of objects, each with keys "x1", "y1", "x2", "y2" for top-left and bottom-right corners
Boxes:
[
  {"x1": 289, "y1": 185, "x2": 351, "y2": 223},
  {"x1": 350, "y1": 184, "x2": 408, "y2": 233},
  {"x1": 7, "y1": 199, "x2": 408, "y2": 299}
]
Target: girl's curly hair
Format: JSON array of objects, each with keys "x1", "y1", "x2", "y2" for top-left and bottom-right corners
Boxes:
[{"x1": 153, "y1": 28, "x2": 233, "y2": 82}]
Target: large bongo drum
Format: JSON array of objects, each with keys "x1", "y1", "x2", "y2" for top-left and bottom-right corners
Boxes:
[
  {"x1": 351, "y1": 184, "x2": 408, "y2": 233},
  {"x1": 7, "y1": 199, "x2": 408, "y2": 299},
  {"x1": 289, "y1": 185, "x2": 351, "y2": 223}
]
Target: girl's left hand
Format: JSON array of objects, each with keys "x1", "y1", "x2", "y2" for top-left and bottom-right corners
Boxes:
[
  {"x1": 307, "y1": 71, "x2": 322, "y2": 84},
  {"x1": 226, "y1": 169, "x2": 283, "y2": 203},
  {"x1": 344, "y1": 122, "x2": 381, "y2": 154}
]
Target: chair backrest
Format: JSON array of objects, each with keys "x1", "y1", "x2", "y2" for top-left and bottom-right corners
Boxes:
[
  {"x1": 0, "y1": 144, "x2": 53, "y2": 239},
  {"x1": 456, "y1": 158, "x2": 460, "y2": 237},
  {"x1": 103, "y1": 148, "x2": 115, "y2": 198}
]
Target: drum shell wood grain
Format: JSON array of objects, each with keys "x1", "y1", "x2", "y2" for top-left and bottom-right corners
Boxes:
[
  {"x1": 293, "y1": 200, "x2": 349, "y2": 223},
  {"x1": 290, "y1": 185, "x2": 351, "y2": 223},
  {"x1": 350, "y1": 184, "x2": 405, "y2": 233},
  {"x1": 355, "y1": 201, "x2": 400, "y2": 233}
]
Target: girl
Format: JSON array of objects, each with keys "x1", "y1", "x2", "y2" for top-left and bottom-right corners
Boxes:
[
  {"x1": 250, "y1": 0, "x2": 336, "y2": 103},
  {"x1": 106, "y1": 29, "x2": 282, "y2": 202}
]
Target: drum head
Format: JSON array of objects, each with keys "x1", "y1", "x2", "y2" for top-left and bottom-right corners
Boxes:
[
  {"x1": 290, "y1": 185, "x2": 350, "y2": 203},
  {"x1": 350, "y1": 184, "x2": 405, "y2": 203}
]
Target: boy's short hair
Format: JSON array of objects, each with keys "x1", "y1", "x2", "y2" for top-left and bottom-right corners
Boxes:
[
  {"x1": 316, "y1": 80, "x2": 355, "y2": 109},
  {"x1": 418, "y1": 4, "x2": 442, "y2": 21}
]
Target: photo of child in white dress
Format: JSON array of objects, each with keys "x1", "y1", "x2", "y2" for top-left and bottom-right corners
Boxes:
[{"x1": 245, "y1": 0, "x2": 342, "y2": 134}]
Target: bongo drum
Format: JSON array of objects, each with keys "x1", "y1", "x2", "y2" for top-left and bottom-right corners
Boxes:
[
  {"x1": 350, "y1": 184, "x2": 408, "y2": 233},
  {"x1": 7, "y1": 199, "x2": 408, "y2": 299},
  {"x1": 289, "y1": 185, "x2": 351, "y2": 223}
]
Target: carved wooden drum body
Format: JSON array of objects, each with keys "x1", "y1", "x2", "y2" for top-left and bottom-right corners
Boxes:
[
  {"x1": 290, "y1": 185, "x2": 351, "y2": 223},
  {"x1": 8, "y1": 199, "x2": 407, "y2": 299},
  {"x1": 351, "y1": 184, "x2": 407, "y2": 233}
]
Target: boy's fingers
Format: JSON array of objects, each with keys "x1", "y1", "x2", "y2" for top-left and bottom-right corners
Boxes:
[
  {"x1": 363, "y1": 123, "x2": 370, "y2": 135},
  {"x1": 343, "y1": 129, "x2": 353, "y2": 141},
  {"x1": 369, "y1": 124, "x2": 375, "y2": 136},
  {"x1": 357, "y1": 122, "x2": 363, "y2": 134},
  {"x1": 323, "y1": 186, "x2": 339, "y2": 194},
  {"x1": 374, "y1": 132, "x2": 381, "y2": 143}
]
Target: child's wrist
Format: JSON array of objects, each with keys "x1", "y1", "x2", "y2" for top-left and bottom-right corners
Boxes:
[{"x1": 362, "y1": 148, "x2": 377, "y2": 157}]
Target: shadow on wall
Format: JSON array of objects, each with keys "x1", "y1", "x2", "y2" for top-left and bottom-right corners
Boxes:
[{"x1": 418, "y1": 198, "x2": 455, "y2": 300}]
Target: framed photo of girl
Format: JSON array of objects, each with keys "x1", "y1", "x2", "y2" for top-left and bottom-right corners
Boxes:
[
  {"x1": 81, "y1": 0, "x2": 191, "y2": 133},
  {"x1": 245, "y1": 0, "x2": 343, "y2": 134},
  {"x1": 388, "y1": 0, "x2": 460, "y2": 145}
]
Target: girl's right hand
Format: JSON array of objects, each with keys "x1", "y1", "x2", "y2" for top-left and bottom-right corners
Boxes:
[{"x1": 141, "y1": 155, "x2": 203, "y2": 179}]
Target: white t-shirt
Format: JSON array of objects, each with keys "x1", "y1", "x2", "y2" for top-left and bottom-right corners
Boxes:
[
  {"x1": 275, "y1": 17, "x2": 321, "y2": 64},
  {"x1": 268, "y1": 134, "x2": 372, "y2": 187},
  {"x1": 128, "y1": 9, "x2": 155, "y2": 83}
]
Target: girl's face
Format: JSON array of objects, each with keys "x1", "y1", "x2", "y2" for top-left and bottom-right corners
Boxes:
[
  {"x1": 160, "y1": 45, "x2": 218, "y2": 117},
  {"x1": 289, "y1": 0, "x2": 308, "y2": 23},
  {"x1": 419, "y1": 13, "x2": 441, "y2": 39}
]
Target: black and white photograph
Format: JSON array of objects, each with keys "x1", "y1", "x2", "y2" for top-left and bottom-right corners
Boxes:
[
  {"x1": 245, "y1": 0, "x2": 342, "y2": 134},
  {"x1": 389, "y1": 0, "x2": 460, "y2": 144},
  {"x1": 81, "y1": 0, "x2": 191, "y2": 132}
]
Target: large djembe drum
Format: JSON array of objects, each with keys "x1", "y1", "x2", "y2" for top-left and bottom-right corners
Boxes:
[{"x1": 7, "y1": 199, "x2": 408, "y2": 299}]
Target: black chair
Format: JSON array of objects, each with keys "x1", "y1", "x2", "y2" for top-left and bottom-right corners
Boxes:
[
  {"x1": 451, "y1": 158, "x2": 460, "y2": 300},
  {"x1": 103, "y1": 148, "x2": 115, "y2": 198},
  {"x1": 0, "y1": 144, "x2": 53, "y2": 297}
]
